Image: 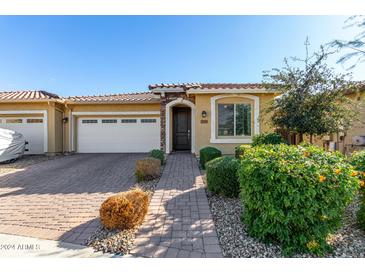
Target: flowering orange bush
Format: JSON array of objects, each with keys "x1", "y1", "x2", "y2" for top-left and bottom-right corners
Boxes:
[{"x1": 239, "y1": 144, "x2": 359, "y2": 255}]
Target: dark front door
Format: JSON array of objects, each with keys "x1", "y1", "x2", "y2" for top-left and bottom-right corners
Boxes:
[{"x1": 173, "y1": 107, "x2": 191, "y2": 151}]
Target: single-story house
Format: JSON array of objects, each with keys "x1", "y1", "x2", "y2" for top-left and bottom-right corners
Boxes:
[{"x1": 0, "y1": 83, "x2": 364, "y2": 156}]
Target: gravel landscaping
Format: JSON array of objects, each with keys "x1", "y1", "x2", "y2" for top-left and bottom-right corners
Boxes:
[
  {"x1": 86, "y1": 173, "x2": 161, "y2": 255},
  {"x1": 206, "y1": 189, "x2": 365, "y2": 258},
  {"x1": 0, "y1": 155, "x2": 62, "y2": 175}
]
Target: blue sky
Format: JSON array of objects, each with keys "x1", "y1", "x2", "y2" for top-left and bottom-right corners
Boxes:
[{"x1": 0, "y1": 16, "x2": 362, "y2": 97}]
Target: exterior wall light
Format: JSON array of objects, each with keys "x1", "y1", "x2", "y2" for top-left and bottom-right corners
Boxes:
[{"x1": 201, "y1": 110, "x2": 207, "y2": 118}]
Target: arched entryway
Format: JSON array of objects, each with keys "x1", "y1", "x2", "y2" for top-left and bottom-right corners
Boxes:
[{"x1": 165, "y1": 98, "x2": 196, "y2": 154}]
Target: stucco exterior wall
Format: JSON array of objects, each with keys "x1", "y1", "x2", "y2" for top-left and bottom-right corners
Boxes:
[
  {"x1": 194, "y1": 93, "x2": 276, "y2": 155},
  {"x1": 68, "y1": 103, "x2": 160, "y2": 112},
  {"x1": 344, "y1": 92, "x2": 365, "y2": 146}
]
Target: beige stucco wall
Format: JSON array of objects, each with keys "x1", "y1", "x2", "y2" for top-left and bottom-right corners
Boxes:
[
  {"x1": 194, "y1": 93, "x2": 276, "y2": 155},
  {"x1": 68, "y1": 103, "x2": 160, "y2": 112},
  {"x1": 0, "y1": 102, "x2": 63, "y2": 154},
  {"x1": 344, "y1": 92, "x2": 365, "y2": 146}
]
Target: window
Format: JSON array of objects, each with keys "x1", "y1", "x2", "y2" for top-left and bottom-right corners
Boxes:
[
  {"x1": 82, "y1": 119, "x2": 98, "y2": 124},
  {"x1": 6, "y1": 119, "x2": 22, "y2": 124},
  {"x1": 141, "y1": 119, "x2": 156, "y2": 123},
  {"x1": 217, "y1": 103, "x2": 251, "y2": 137},
  {"x1": 121, "y1": 119, "x2": 137, "y2": 123},
  {"x1": 102, "y1": 119, "x2": 117, "y2": 124},
  {"x1": 27, "y1": 119, "x2": 43, "y2": 123}
]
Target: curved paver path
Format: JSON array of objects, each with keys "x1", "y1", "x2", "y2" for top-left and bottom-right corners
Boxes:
[{"x1": 131, "y1": 153, "x2": 222, "y2": 258}]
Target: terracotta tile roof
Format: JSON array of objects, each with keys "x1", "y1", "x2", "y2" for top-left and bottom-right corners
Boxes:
[
  {"x1": 67, "y1": 92, "x2": 159, "y2": 103},
  {"x1": 0, "y1": 90, "x2": 60, "y2": 101},
  {"x1": 148, "y1": 83, "x2": 266, "y2": 90}
]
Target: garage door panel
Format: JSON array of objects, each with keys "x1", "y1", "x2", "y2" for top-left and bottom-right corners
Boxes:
[
  {"x1": 0, "y1": 117, "x2": 44, "y2": 154},
  {"x1": 77, "y1": 117, "x2": 160, "y2": 153}
]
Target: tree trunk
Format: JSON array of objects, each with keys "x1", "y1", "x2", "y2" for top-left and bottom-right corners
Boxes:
[
  {"x1": 299, "y1": 133, "x2": 304, "y2": 144},
  {"x1": 310, "y1": 134, "x2": 313, "y2": 144}
]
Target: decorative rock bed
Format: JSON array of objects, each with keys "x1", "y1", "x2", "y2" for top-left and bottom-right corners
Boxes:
[
  {"x1": 206, "y1": 190, "x2": 365, "y2": 258},
  {"x1": 86, "y1": 175, "x2": 160, "y2": 255}
]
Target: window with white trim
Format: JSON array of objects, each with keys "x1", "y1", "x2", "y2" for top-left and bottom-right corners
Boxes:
[
  {"x1": 6, "y1": 119, "x2": 22, "y2": 124},
  {"x1": 141, "y1": 118, "x2": 156, "y2": 123},
  {"x1": 27, "y1": 118, "x2": 43, "y2": 123},
  {"x1": 217, "y1": 103, "x2": 251, "y2": 137},
  {"x1": 82, "y1": 119, "x2": 98, "y2": 124},
  {"x1": 102, "y1": 119, "x2": 117, "y2": 124},
  {"x1": 121, "y1": 119, "x2": 137, "y2": 123}
]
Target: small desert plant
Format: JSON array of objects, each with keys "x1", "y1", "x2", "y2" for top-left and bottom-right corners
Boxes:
[
  {"x1": 206, "y1": 156, "x2": 240, "y2": 197},
  {"x1": 199, "y1": 146, "x2": 222, "y2": 169},
  {"x1": 135, "y1": 157, "x2": 161, "y2": 182},
  {"x1": 149, "y1": 149, "x2": 165, "y2": 165},
  {"x1": 251, "y1": 132, "x2": 285, "y2": 147},
  {"x1": 99, "y1": 188, "x2": 149, "y2": 230}
]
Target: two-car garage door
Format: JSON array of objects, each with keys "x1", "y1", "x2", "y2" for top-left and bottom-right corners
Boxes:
[{"x1": 77, "y1": 117, "x2": 160, "y2": 153}]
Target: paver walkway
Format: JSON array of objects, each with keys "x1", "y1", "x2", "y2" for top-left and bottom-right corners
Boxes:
[
  {"x1": 0, "y1": 153, "x2": 146, "y2": 245},
  {"x1": 131, "y1": 153, "x2": 222, "y2": 258}
]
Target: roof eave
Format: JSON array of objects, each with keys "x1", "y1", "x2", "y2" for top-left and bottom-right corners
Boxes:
[
  {"x1": 186, "y1": 88, "x2": 278, "y2": 94},
  {"x1": 64, "y1": 99, "x2": 161, "y2": 105},
  {"x1": 0, "y1": 98, "x2": 63, "y2": 103},
  {"x1": 151, "y1": 87, "x2": 186, "y2": 93}
]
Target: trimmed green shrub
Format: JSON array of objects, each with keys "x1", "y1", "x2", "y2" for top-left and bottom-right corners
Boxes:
[
  {"x1": 349, "y1": 150, "x2": 365, "y2": 230},
  {"x1": 235, "y1": 144, "x2": 252, "y2": 159},
  {"x1": 206, "y1": 157, "x2": 240, "y2": 197},
  {"x1": 252, "y1": 132, "x2": 285, "y2": 147},
  {"x1": 238, "y1": 144, "x2": 359, "y2": 256},
  {"x1": 199, "y1": 146, "x2": 222, "y2": 169},
  {"x1": 149, "y1": 149, "x2": 165, "y2": 165}
]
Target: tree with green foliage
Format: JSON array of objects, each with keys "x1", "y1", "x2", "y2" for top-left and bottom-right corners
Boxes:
[{"x1": 263, "y1": 40, "x2": 360, "y2": 144}]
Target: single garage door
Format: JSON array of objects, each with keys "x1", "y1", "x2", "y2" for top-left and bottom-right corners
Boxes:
[
  {"x1": 0, "y1": 117, "x2": 45, "y2": 154},
  {"x1": 77, "y1": 117, "x2": 160, "y2": 153}
]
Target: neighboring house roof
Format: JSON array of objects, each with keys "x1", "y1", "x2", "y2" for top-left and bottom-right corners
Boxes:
[
  {"x1": 0, "y1": 90, "x2": 60, "y2": 101},
  {"x1": 67, "y1": 92, "x2": 160, "y2": 103},
  {"x1": 148, "y1": 82, "x2": 266, "y2": 91}
]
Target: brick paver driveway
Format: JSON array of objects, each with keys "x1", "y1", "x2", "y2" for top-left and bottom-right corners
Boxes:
[{"x1": 0, "y1": 154, "x2": 145, "y2": 245}]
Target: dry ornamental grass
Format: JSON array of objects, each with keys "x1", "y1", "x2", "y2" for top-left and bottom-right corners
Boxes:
[{"x1": 135, "y1": 157, "x2": 161, "y2": 181}]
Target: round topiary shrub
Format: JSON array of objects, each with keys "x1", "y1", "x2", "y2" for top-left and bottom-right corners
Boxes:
[
  {"x1": 149, "y1": 149, "x2": 165, "y2": 165},
  {"x1": 199, "y1": 146, "x2": 222, "y2": 169},
  {"x1": 349, "y1": 150, "x2": 365, "y2": 230},
  {"x1": 238, "y1": 144, "x2": 359, "y2": 255},
  {"x1": 100, "y1": 188, "x2": 149, "y2": 230},
  {"x1": 206, "y1": 156, "x2": 240, "y2": 197},
  {"x1": 251, "y1": 132, "x2": 285, "y2": 147}
]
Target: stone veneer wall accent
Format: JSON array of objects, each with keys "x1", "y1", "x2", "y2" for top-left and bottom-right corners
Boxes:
[{"x1": 159, "y1": 92, "x2": 195, "y2": 153}]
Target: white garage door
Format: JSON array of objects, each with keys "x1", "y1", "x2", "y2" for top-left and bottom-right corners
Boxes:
[
  {"x1": 0, "y1": 117, "x2": 45, "y2": 154},
  {"x1": 77, "y1": 117, "x2": 160, "y2": 153}
]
